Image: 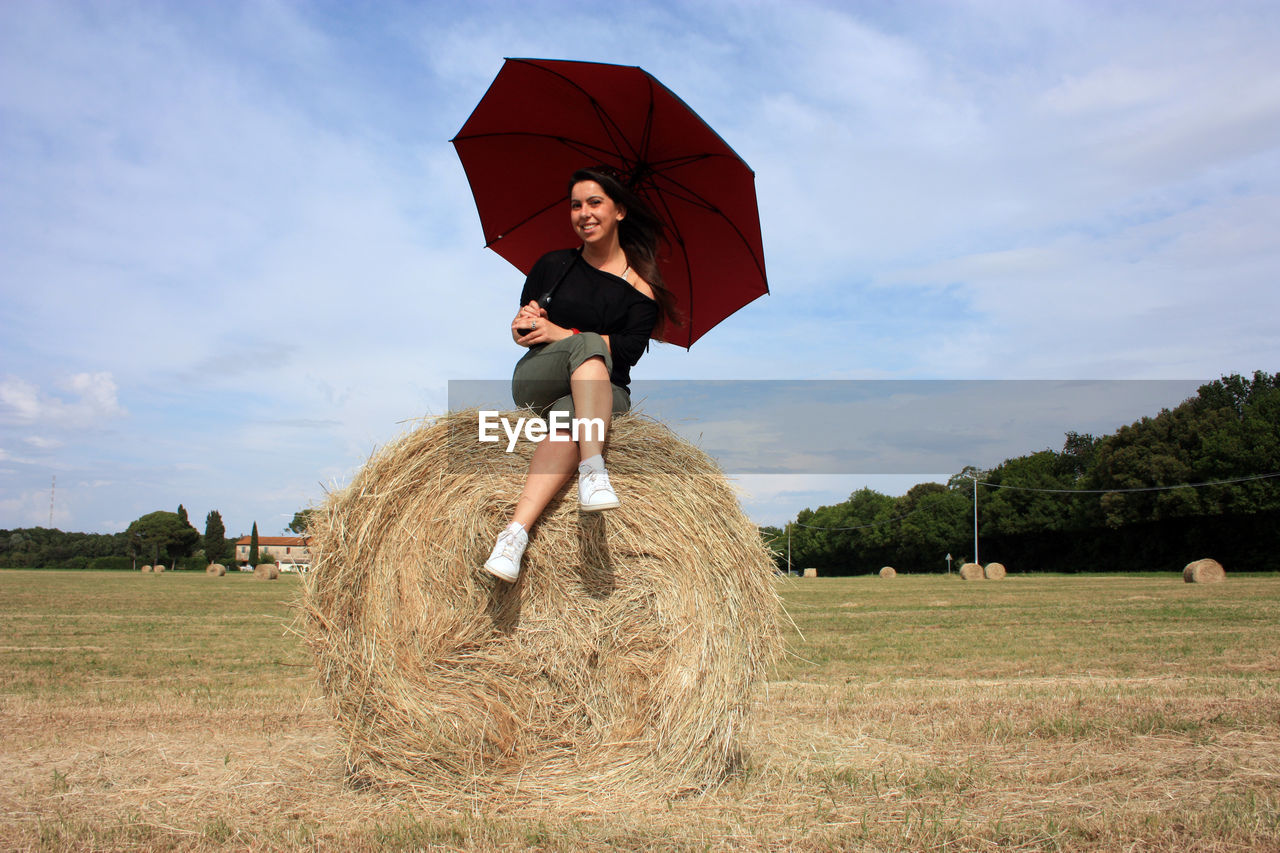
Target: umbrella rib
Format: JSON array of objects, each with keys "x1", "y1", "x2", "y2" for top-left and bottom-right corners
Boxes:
[
  {"x1": 453, "y1": 130, "x2": 622, "y2": 163},
  {"x1": 645, "y1": 178, "x2": 769, "y2": 284},
  {"x1": 504, "y1": 57, "x2": 758, "y2": 168},
  {"x1": 646, "y1": 190, "x2": 695, "y2": 349},
  {"x1": 507, "y1": 59, "x2": 643, "y2": 165},
  {"x1": 454, "y1": 129, "x2": 649, "y2": 186},
  {"x1": 484, "y1": 196, "x2": 563, "y2": 249},
  {"x1": 636, "y1": 77, "x2": 655, "y2": 183},
  {"x1": 591, "y1": 100, "x2": 641, "y2": 167}
]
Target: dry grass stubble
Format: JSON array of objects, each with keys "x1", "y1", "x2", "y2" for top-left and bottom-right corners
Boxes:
[{"x1": 3, "y1": 571, "x2": 1280, "y2": 850}]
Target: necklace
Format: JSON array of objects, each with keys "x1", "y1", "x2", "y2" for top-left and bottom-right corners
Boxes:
[{"x1": 582, "y1": 246, "x2": 629, "y2": 280}]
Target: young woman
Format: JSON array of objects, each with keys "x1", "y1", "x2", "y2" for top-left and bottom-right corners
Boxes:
[{"x1": 483, "y1": 168, "x2": 678, "y2": 582}]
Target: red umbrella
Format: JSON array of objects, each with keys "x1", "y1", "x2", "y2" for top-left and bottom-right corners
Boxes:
[{"x1": 451, "y1": 58, "x2": 768, "y2": 348}]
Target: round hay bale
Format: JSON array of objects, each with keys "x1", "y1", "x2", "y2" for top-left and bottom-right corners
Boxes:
[
  {"x1": 302, "y1": 410, "x2": 781, "y2": 804},
  {"x1": 140, "y1": 565, "x2": 153, "y2": 573},
  {"x1": 254, "y1": 563, "x2": 279, "y2": 580},
  {"x1": 959, "y1": 562, "x2": 984, "y2": 581},
  {"x1": 1183, "y1": 558, "x2": 1225, "y2": 584},
  {"x1": 984, "y1": 562, "x2": 1006, "y2": 580},
  {"x1": 206, "y1": 563, "x2": 227, "y2": 576},
  {"x1": 879, "y1": 566, "x2": 896, "y2": 578},
  {"x1": 802, "y1": 567, "x2": 818, "y2": 578},
  {"x1": 153, "y1": 564, "x2": 166, "y2": 573}
]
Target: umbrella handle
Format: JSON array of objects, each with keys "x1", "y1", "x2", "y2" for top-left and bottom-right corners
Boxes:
[{"x1": 538, "y1": 250, "x2": 580, "y2": 313}]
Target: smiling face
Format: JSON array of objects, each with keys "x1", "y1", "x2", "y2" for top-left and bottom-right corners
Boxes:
[{"x1": 570, "y1": 180, "x2": 625, "y2": 246}]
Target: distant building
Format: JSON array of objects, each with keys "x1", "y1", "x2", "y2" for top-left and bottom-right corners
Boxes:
[{"x1": 235, "y1": 535, "x2": 310, "y2": 570}]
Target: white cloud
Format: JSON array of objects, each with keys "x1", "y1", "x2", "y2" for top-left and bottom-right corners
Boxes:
[
  {"x1": 65, "y1": 372, "x2": 124, "y2": 417},
  {"x1": 0, "y1": 489, "x2": 69, "y2": 528},
  {"x1": 0, "y1": 379, "x2": 40, "y2": 421},
  {"x1": 0, "y1": 373, "x2": 124, "y2": 427}
]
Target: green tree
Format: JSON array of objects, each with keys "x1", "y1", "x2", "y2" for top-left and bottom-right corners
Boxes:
[
  {"x1": 983, "y1": 451, "x2": 1075, "y2": 536},
  {"x1": 249, "y1": 522, "x2": 259, "y2": 565},
  {"x1": 790, "y1": 488, "x2": 896, "y2": 574},
  {"x1": 1087, "y1": 372, "x2": 1280, "y2": 527},
  {"x1": 204, "y1": 510, "x2": 226, "y2": 563},
  {"x1": 124, "y1": 511, "x2": 200, "y2": 569},
  {"x1": 175, "y1": 504, "x2": 199, "y2": 562},
  {"x1": 288, "y1": 509, "x2": 318, "y2": 535},
  {"x1": 892, "y1": 483, "x2": 969, "y2": 571},
  {"x1": 1058, "y1": 431, "x2": 1098, "y2": 480}
]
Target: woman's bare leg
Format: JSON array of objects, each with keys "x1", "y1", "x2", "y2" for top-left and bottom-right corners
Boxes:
[
  {"x1": 511, "y1": 433, "x2": 579, "y2": 529},
  {"x1": 570, "y1": 355, "x2": 612, "y2": 461},
  {"x1": 507, "y1": 355, "x2": 613, "y2": 531}
]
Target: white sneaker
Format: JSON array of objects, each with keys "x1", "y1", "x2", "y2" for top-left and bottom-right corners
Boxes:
[
  {"x1": 483, "y1": 523, "x2": 527, "y2": 582},
  {"x1": 578, "y1": 463, "x2": 620, "y2": 511}
]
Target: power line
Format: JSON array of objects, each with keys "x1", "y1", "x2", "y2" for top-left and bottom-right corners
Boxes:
[{"x1": 787, "y1": 470, "x2": 1280, "y2": 531}]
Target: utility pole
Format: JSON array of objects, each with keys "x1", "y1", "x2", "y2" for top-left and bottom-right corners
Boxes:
[
  {"x1": 971, "y1": 473, "x2": 979, "y2": 566},
  {"x1": 49, "y1": 475, "x2": 55, "y2": 528}
]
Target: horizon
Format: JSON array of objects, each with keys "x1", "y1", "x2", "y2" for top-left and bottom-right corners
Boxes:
[{"x1": 3, "y1": 2, "x2": 1279, "y2": 535}]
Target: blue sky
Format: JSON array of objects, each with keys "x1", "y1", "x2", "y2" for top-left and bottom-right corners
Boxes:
[{"x1": 2, "y1": 1, "x2": 1278, "y2": 536}]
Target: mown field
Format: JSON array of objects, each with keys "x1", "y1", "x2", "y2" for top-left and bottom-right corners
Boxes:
[{"x1": 1, "y1": 569, "x2": 1278, "y2": 851}]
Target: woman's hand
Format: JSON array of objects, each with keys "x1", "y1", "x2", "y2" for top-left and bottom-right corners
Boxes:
[
  {"x1": 511, "y1": 301, "x2": 542, "y2": 344},
  {"x1": 511, "y1": 301, "x2": 571, "y2": 346}
]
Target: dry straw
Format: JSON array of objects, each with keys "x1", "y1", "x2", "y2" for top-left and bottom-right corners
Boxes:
[
  {"x1": 879, "y1": 566, "x2": 896, "y2": 578},
  {"x1": 154, "y1": 564, "x2": 166, "y2": 573},
  {"x1": 206, "y1": 563, "x2": 227, "y2": 576},
  {"x1": 1183, "y1": 558, "x2": 1225, "y2": 584},
  {"x1": 301, "y1": 409, "x2": 781, "y2": 806},
  {"x1": 802, "y1": 568, "x2": 818, "y2": 578},
  {"x1": 254, "y1": 564, "x2": 279, "y2": 580},
  {"x1": 140, "y1": 565, "x2": 153, "y2": 573},
  {"x1": 959, "y1": 562, "x2": 984, "y2": 581},
  {"x1": 984, "y1": 562, "x2": 1007, "y2": 580}
]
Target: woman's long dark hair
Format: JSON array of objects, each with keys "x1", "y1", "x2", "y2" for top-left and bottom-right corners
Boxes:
[{"x1": 569, "y1": 167, "x2": 682, "y2": 340}]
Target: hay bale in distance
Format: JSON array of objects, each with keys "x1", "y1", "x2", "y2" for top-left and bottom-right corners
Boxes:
[
  {"x1": 253, "y1": 563, "x2": 279, "y2": 580},
  {"x1": 879, "y1": 566, "x2": 896, "y2": 578},
  {"x1": 206, "y1": 563, "x2": 227, "y2": 576},
  {"x1": 153, "y1": 564, "x2": 166, "y2": 573},
  {"x1": 959, "y1": 562, "x2": 984, "y2": 580},
  {"x1": 302, "y1": 410, "x2": 781, "y2": 805},
  {"x1": 984, "y1": 562, "x2": 1007, "y2": 580},
  {"x1": 1183, "y1": 558, "x2": 1225, "y2": 584},
  {"x1": 140, "y1": 565, "x2": 153, "y2": 573},
  {"x1": 802, "y1": 567, "x2": 818, "y2": 578}
]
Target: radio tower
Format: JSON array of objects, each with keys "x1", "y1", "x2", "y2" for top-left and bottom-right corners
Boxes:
[{"x1": 49, "y1": 475, "x2": 55, "y2": 528}]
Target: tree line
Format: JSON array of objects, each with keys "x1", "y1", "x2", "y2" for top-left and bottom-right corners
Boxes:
[
  {"x1": 1, "y1": 506, "x2": 235, "y2": 570},
  {"x1": 1, "y1": 507, "x2": 318, "y2": 570},
  {"x1": 763, "y1": 372, "x2": 1280, "y2": 574},
  {"x1": 6, "y1": 374, "x2": 1276, "y2": 573}
]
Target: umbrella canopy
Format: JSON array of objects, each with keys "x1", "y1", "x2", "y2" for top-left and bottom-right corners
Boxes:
[{"x1": 451, "y1": 58, "x2": 768, "y2": 348}]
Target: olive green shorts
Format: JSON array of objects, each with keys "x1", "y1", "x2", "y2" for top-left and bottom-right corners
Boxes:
[{"x1": 511, "y1": 332, "x2": 631, "y2": 422}]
